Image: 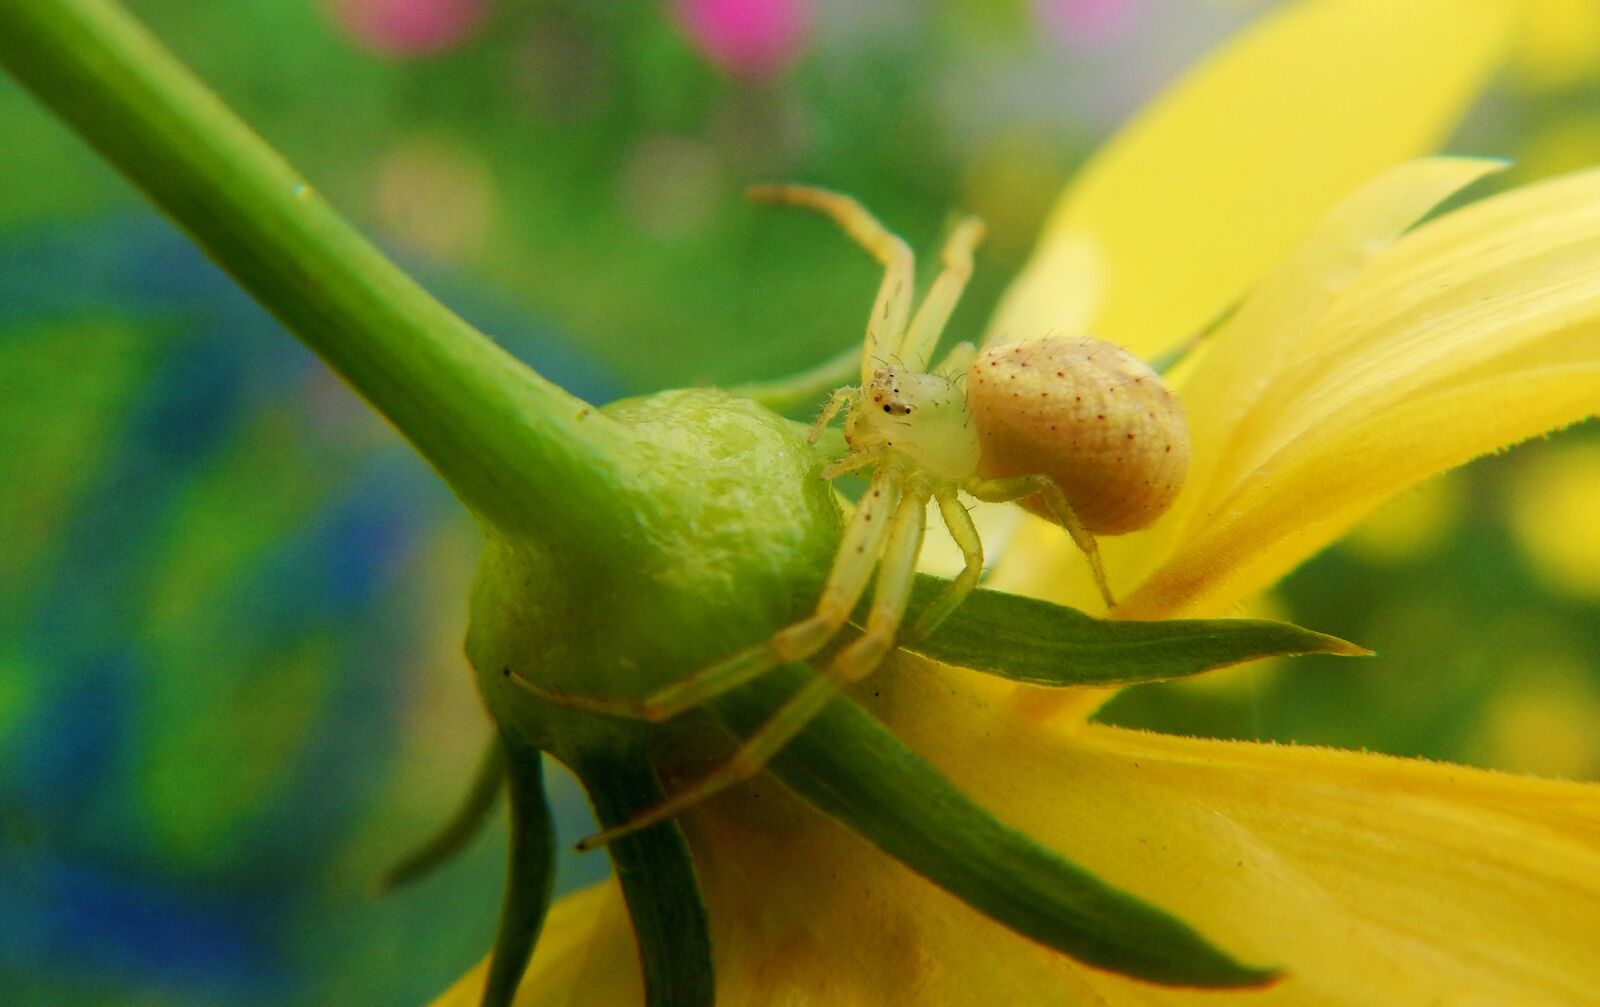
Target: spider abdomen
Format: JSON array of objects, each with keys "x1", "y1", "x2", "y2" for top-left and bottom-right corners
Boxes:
[{"x1": 966, "y1": 337, "x2": 1190, "y2": 535}]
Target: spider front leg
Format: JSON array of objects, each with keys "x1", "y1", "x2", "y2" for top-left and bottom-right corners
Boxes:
[
  {"x1": 748, "y1": 185, "x2": 914, "y2": 373},
  {"x1": 821, "y1": 482, "x2": 931, "y2": 683},
  {"x1": 768, "y1": 468, "x2": 904, "y2": 662},
  {"x1": 897, "y1": 216, "x2": 985, "y2": 368},
  {"x1": 963, "y1": 473, "x2": 1117, "y2": 609},
  {"x1": 579, "y1": 480, "x2": 931, "y2": 851}
]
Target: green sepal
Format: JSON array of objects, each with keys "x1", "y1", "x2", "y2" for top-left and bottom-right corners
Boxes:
[
  {"x1": 715, "y1": 666, "x2": 1280, "y2": 989},
  {"x1": 481, "y1": 736, "x2": 558, "y2": 1007},
  {"x1": 578, "y1": 756, "x2": 715, "y2": 1007},
  {"x1": 376, "y1": 735, "x2": 507, "y2": 894},
  {"x1": 899, "y1": 574, "x2": 1367, "y2": 686}
]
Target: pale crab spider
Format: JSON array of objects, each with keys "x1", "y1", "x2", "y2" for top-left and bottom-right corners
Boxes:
[{"x1": 519, "y1": 185, "x2": 1190, "y2": 849}]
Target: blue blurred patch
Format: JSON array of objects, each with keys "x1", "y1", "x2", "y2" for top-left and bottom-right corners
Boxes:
[
  {"x1": 0, "y1": 849, "x2": 288, "y2": 1003},
  {"x1": 10, "y1": 651, "x2": 136, "y2": 830}
]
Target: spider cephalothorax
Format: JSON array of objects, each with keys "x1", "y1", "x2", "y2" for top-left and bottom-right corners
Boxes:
[{"x1": 846, "y1": 367, "x2": 981, "y2": 480}]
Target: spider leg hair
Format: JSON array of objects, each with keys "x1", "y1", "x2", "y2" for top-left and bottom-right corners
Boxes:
[{"x1": 934, "y1": 340, "x2": 978, "y2": 379}]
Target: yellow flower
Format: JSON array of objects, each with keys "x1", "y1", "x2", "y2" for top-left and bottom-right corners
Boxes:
[{"x1": 440, "y1": 0, "x2": 1600, "y2": 1002}]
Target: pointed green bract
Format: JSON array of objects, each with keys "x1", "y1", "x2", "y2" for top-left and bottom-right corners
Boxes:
[
  {"x1": 714, "y1": 666, "x2": 1279, "y2": 988},
  {"x1": 481, "y1": 738, "x2": 556, "y2": 1007},
  {"x1": 899, "y1": 576, "x2": 1366, "y2": 687},
  {"x1": 378, "y1": 736, "x2": 507, "y2": 894},
  {"x1": 580, "y1": 756, "x2": 715, "y2": 1007}
]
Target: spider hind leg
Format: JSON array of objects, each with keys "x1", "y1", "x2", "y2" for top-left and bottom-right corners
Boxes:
[{"x1": 964, "y1": 473, "x2": 1116, "y2": 609}]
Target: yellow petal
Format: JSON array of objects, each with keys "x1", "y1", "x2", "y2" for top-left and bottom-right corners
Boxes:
[
  {"x1": 1124, "y1": 363, "x2": 1600, "y2": 618},
  {"x1": 1208, "y1": 168, "x2": 1600, "y2": 496},
  {"x1": 881, "y1": 664, "x2": 1600, "y2": 1005},
  {"x1": 1124, "y1": 168, "x2": 1600, "y2": 618},
  {"x1": 1172, "y1": 157, "x2": 1505, "y2": 531},
  {"x1": 1005, "y1": 725, "x2": 1600, "y2": 1006},
  {"x1": 442, "y1": 660, "x2": 1600, "y2": 1005},
  {"x1": 985, "y1": 0, "x2": 1516, "y2": 361}
]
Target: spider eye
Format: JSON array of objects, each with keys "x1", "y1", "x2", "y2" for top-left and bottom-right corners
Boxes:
[{"x1": 882, "y1": 405, "x2": 892, "y2": 413}]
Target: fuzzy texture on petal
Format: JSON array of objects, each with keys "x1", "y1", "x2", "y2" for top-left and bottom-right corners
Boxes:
[
  {"x1": 985, "y1": 0, "x2": 1517, "y2": 361},
  {"x1": 439, "y1": 659, "x2": 1600, "y2": 1006}
]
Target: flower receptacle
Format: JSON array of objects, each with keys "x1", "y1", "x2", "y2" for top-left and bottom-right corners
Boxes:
[{"x1": 465, "y1": 387, "x2": 843, "y2": 762}]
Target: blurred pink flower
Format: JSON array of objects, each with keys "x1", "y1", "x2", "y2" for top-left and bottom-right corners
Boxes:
[
  {"x1": 327, "y1": 0, "x2": 488, "y2": 57},
  {"x1": 1035, "y1": 0, "x2": 1144, "y2": 44},
  {"x1": 673, "y1": 0, "x2": 811, "y2": 79}
]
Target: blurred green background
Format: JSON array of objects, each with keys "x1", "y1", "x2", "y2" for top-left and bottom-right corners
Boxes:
[{"x1": 2, "y1": 0, "x2": 1597, "y2": 1003}]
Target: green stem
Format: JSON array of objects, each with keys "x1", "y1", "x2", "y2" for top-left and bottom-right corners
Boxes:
[{"x1": 0, "y1": 0, "x2": 633, "y2": 540}]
